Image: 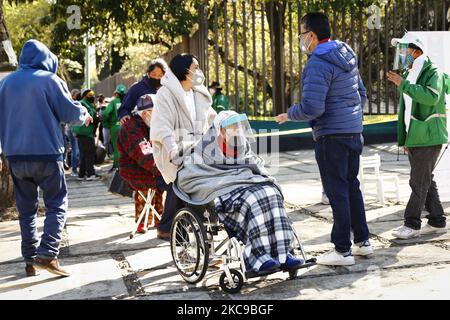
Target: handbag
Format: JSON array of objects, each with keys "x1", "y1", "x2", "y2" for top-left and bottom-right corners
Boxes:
[
  {"x1": 108, "y1": 170, "x2": 133, "y2": 198},
  {"x1": 95, "y1": 142, "x2": 107, "y2": 165}
]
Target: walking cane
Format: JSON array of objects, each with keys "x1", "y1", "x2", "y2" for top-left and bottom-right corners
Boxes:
[{"x1": 433, "y1": 141, "x2": 450, "y2": 172}]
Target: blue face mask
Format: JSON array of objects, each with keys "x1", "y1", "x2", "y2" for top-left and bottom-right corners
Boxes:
[{"x1": 404, "y1": 51, "x2": 416, "y2": 69}]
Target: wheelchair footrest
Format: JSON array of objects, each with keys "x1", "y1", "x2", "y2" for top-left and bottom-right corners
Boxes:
[
  {"x1": 244, "y1": 258, "x2": 317, "y2": 279},
  {"x1": 245, "y1": 269, "x2": 280, "y2": 279},
  {"x1": 281, "y1": 259, "x2": 316, "y2": 272}
]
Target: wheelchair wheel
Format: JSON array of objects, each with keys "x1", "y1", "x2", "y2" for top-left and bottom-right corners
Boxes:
[
  {"x1": 219, "y1": 269, "x2": 244, "y2": 294},
  {"x1": 170, "y1": 208, "x2": 209, "y2": 284}
]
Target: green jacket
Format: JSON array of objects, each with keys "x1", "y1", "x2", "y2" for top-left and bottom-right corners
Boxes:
[
  {"x1": 397, "y1": 57, "x2": 448, "y2": 147},
  {"x1": 212, "y1": 93, "x2": 230, "y2": 113},
  {"x1": 72, "y1": 99, "x2": 96, "y2": 138},
  {"x1": 102, "y1": 97, "x2": 121, "y2": 129}
]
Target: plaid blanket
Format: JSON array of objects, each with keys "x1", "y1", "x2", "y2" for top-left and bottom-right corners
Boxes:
[{"x1": 214, "y1": 183, "x2": 294, "y2": 272}]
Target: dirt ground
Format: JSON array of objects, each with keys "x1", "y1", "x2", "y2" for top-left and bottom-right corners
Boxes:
[{"x1": 0, "y1": 206, "x2": 46, "y2": 222}]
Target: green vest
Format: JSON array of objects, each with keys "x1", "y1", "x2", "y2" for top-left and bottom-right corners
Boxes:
[
  {"x1": 102, "y1": 97, "x2": 121, "y2": 129},
  {"x1": 72, "y1": 99, "x2": 96, "y2": 138},
  {"x1": 397, "y1": 57, "x2": 448, "y2": 148}
]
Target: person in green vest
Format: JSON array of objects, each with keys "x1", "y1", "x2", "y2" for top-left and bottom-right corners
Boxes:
[
  {"x1": 72, "y1": 89, "x2": 101, "y2": 181},
  {"x1": 102, "y1": 84, "x2": 127, "y2": 172},
  {"x1": 387, "y1": 32, "x2": 448, "y2": 239},
  {"x1": 208, "y1": 81, "x2": 230, "y2": 113}
]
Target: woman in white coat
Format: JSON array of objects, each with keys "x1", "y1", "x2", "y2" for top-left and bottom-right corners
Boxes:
[{"x1": 150, "y1": 54, "x2": 217, "y2": 237}]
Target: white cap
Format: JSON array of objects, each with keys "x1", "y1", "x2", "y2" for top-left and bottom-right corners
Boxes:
[{"x1": 391, "y1": 32, "x2": 426, "y2": 52}]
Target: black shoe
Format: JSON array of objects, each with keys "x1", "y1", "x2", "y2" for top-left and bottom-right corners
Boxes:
[{"x1": 157, "y1": 230, "x2": 171, "y2": 241}]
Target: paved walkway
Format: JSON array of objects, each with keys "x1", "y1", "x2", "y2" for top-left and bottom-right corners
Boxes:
[{"x1": 0, "y1": 143, "x2": 449, "y2": 300}]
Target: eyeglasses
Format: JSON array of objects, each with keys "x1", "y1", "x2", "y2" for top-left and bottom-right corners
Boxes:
[{"x1": 298, "y1": 30, "x2": 310, "y2": 40}]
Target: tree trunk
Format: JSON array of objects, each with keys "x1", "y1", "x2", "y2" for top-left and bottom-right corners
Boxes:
[
  {"x1": 267, "y1": 0, "x2": 286, "y2": 115},
  {"x1": 0, "y1": 0, "x2": 17, "y2": 210},
  {"x1": 0, "y1": 155, "x2": 15, "y2": 209}
]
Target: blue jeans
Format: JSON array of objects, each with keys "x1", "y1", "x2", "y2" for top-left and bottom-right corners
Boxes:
[
  {"x1": 9, "y1": 161, "x2": 68, "y2": 263},
  {"x1": 156, "y1": 176, "x2": 183, "y2": 232},
  {"x1": 315, "y1": 133, "x2": 369, "y2": 253},
  {"x1": 69, "y1": 130, "x2": 79, "y2": 173}
]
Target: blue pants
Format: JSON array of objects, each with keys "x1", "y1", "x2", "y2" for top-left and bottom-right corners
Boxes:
[
  {"x1": 315, "y1": 134, "x2": 369, "y2": 253},
  {"x1": 156, "y1": 176, "x2": 183, "y2": 232},
  {"x1": 9, "y1": 161, "x2": 68, "y2": 263},
  {"x1": 68, "y1": 130, "x2": 79, "y2": 173}
]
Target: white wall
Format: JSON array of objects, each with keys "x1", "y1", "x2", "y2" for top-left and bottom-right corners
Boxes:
[{"x1": 413, "y1": 32, "x2": 450, "y2": 201}]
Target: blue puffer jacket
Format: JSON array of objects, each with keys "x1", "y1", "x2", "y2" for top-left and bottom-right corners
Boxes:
[
  {"x1": 287, "y1": 40, "x2": 366, "y2": 140},
  {"x1": 118, "y1": 76, "x2": 157, "y2": 120}
]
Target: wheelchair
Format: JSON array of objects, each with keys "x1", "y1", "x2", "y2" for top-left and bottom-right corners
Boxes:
[{"x1": 169, "y1": 203, "x2": 316, "y2": 294}]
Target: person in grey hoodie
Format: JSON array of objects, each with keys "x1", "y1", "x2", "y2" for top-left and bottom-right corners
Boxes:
[{"x1": 0, "y1": 39, "x2": 92, "y2": 277}]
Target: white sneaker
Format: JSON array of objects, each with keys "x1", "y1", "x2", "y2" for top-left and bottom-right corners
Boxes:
[
  {"x1": 391, "y1": 225, "x2": 420, "y2": 239},
  {"x1": 316, "y1": 249, "x2": 355, "y2": 266},
  {"x1": 86, "y1": 175, "x2": 102, "y2": 181},
  {"x1": 420, "y1": 223, "x2": 447, "y2": 235},
  {"x1": 321, "y1": 193, "x2": 330, "y2": 205},
  {"x1": 352, "y1": 240, "x2": 373, "y2": 256}
]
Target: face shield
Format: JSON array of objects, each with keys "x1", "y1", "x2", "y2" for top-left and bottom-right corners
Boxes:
[
  {"x1": 393, "y1": 42, "x2": 409, "y2": 71},
  {"x1": 220, "y1": 113, "x2": 255, "y2": 147}
]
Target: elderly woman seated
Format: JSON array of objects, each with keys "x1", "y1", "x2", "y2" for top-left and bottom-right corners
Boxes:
[{"x1": 173, "y1": 111, "x2": 303, "y2": 275}]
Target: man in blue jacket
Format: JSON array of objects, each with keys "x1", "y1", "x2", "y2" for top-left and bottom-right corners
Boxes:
[
  {"x1": 0, "y1": 39, "x2": 92, "y2": 277},
  {"x1": 118, "y1": 58, "x2": 167, "y2": 125},
  {"x1": 276, "y1": 13, "x2": 371, "y2": 266}
]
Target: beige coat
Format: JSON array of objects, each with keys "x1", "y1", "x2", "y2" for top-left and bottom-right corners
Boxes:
[{"x1": 150, "y1": 68, "x2": 216, "y2": 183}]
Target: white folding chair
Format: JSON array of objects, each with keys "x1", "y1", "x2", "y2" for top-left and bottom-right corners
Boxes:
[
  {"x1": 130, "y1": 188, "x2": 162, "y2": 239},
  {"x1": 359, "y1": 153, "x2": 400, "y2": 205}
]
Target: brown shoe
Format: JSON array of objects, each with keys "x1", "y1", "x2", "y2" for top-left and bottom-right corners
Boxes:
[
  {"x1": 157, "y1": 230, "x2": 171, "y2": 241},
  {"x1": 34, "y1": 257, "x2": 70, "y2": 277},
  {"x1": 25, "y1": 263, "x2": 37, "y2": 277}
]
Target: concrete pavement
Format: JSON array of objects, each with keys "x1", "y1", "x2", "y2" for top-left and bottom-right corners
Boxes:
[{"x1": 0, "y1": 142, "x2": 449, "y2": 300}]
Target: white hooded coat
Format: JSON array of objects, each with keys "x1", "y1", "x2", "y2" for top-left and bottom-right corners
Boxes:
[{"x1": 150, "y1": 68, "x2": 217, "y2": 183}]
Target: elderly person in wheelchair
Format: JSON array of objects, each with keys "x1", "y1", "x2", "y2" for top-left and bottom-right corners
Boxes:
[{"x1": 173, "y1": 111, "x2": 304, "y2": 276}]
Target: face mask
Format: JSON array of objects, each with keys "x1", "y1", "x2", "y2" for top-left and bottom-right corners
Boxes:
[
  {"x1": 87, "y1": 97, "x2": 95, "y2": 104},
  {"x1": 148, "y1": 77, "x2": 161, "y2": 88},
  {"x1": 188, "y1": 69, "x2": 205, "y2": 86},
  {"x1": 300, "y1": 32, "x2": 313, "y2": 55},
  {"x1": 404, "y1": 51, "x2": 415, "y2": 69}
]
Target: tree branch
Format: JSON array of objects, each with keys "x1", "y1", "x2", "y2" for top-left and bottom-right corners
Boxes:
[
  {"x1": 208, "y1": 38, "x2": 273, "y2": 98},
  {"x1": 139, "y1": 36, "x2": 172, "y2": 50}
]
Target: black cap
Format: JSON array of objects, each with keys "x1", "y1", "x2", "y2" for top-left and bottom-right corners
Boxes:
[{"x1": 208, "y1": 81, "x2": 222, "y2": 89}]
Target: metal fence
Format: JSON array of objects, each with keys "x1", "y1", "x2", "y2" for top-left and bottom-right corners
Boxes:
[
  {"x1": 196, "y1": 0, "x2": 450, "y2": 117},
  {"x1": 94, "y1": 0, "x2": 450, "y2": 117}
]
